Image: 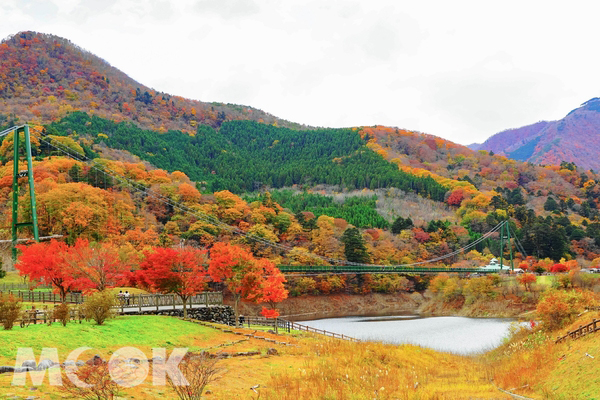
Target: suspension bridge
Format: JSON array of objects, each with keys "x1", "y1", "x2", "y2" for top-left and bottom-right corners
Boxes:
[{"x1": 0, "y1": 124, "x2": 521, "y2": 276}]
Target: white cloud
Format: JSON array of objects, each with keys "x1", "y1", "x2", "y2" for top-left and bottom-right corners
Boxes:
[
  {"x1": 1, "y1": 0, "x2": 600, "y2": 145},
  {"x1": 192, "y1": 0, "x2": 260, "y2": 18}
]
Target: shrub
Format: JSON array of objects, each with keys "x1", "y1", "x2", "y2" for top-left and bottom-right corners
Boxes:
[
  {"x1": 53, "y1": 303, "x2": 71, "y2": 327},
  {"x1": 517, "y1": 273, "x2": 536, "y2": 291},
  {"x1": 372, "y1": 274, "x2": 411, "y2": 293},
  {"x1": 536, "y1": 289, "x2": 596, "y2": 330},
  {"x1": 533, "y1": 265, "x2": 547, "y2": 274},
  {"x1": 328, "y1": 276, "x2": 346, "y2": 293},
  {"x1": 81, "y1": 291, "x2": 116, "y2": 325},
  {"x1": 167, "y1": 353, "x2": 222, "y2": 400},
  {"x1": 463, "y1": 276, "x2": 496, "y2": 304},
  {"x1": 572, "y1": 271, "x2": 598, "y2": 289},
  {"x1": 294, "y1": 277, "x2": 317, "y2": 295},
  {"x1": 0, "y1": 294, "x2": 22, "y2": 330},
  {"x1": 316, "y1": 279, "x2": 332, "y2": 294},
  {"x1": 558, "y1": 274, "x2": 572, "y2": 289},
  {"x1": 550, "y1": 263, "x2": 568, "y2": 273},
  {"x1": 441, "y1": 278, "x2": 463, "y2": 301},
  {"x1": 60, "y1": 362, "x2": 121, "y2": 399},
  {"x1": 488, "y1": 274, "x2": 502, "y2": 287},
  {"x1": 429, "y1": 274, "x2": 462, "y2": 301},
  {"x1": 429, "y1": 273, "x2": 450, "y2": 294},
  {"x1": 353, "y1": 273, "x2": 374, "y2": 295}
]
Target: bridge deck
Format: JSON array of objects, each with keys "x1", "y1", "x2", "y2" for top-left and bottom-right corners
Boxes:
[{"x1": 277, "y1": 265, "x2": 507, "y2": 274}]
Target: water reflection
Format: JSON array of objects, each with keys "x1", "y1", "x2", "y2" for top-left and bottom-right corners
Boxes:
[{"x1": 301, "y1": 315, "x2": 515, "y2": 354}]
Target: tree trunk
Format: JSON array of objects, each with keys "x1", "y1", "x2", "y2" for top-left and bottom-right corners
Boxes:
[{"x1": 182, "y1": 296, "x2": 188, "y2": 319}]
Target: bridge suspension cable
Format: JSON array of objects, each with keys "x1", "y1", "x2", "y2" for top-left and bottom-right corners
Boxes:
[
  {"x1": 512, "y1": 227, "x2": 528, "y2": 259},
  {"x1": 0, "y1": 125, "x2": 28, "y2": 138},
  {"x1": 31, "y1": 132, "x2": 511, "y2": 270}
]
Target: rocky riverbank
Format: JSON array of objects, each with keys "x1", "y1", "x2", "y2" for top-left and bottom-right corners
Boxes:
[
  {"x1": 229, "y1": 292, "x2": 425, "y2": 321},
  {"x1": 228, "y1": 291, "x2": 532, "y2": 321}
]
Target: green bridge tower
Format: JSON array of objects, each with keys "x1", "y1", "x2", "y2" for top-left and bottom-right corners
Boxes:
[{"x1": 7, "y1": 124, "x2": 40, "y2": 261}]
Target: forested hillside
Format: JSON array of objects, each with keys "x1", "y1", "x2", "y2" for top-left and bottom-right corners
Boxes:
[
  {"x1": 6, "y1": 114, "x2": 600, "y2": 272},
  {"x1": 45, "y1": 112, "x2": 448, "y2": 198},
  {"x1": 244, "y1": 190, "x2": 390, "y2": 229},
  {"x1": 4, "y1": 30, "x2": 600, "y2": 285},
  {"x1": 0, "y1": 31, "x2": 303, "y2": 133}
]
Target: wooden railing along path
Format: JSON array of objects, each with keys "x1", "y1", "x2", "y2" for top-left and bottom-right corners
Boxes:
[
  {"x1": 1, "y1": 291, "x2": 223, "y2": 309},
  {"x1": 555, "y1": 318, "x2": 600, "y2": 343},
  {"x1": 12, "y1": 292, "x2": 224, "y2": 327},
  {"x1": 0, "y1": 282, "x2": 52, "y2": 291},
  {"x1": 5, "y1": 291, "x2": 84, "y2": 304},
  {"x1": 241, "y1": 316, "x2": 360, "y2": 342},
  {"x1": 17, "y1": 308, "x2": 83, "y2": 327},
  {"x1": 114, "y1": 292, "x2": 223, "y2": 313}
]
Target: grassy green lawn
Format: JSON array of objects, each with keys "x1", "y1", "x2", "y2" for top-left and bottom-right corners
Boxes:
[
  {"x1": 0, "y1": 314, "x2": 303, "y2": 399},
  {"x1": 0, "y1": 315, "x2": 218, "y2": 364}
]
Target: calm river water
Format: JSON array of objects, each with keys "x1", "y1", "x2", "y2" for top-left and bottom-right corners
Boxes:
[{"x1": 301, "y1": 314, "x2": 515, "y2": 354}]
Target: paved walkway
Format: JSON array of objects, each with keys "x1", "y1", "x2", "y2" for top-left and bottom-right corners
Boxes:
[{"x1": 115, "y1": 304, "x2": 213, "y2": 314}]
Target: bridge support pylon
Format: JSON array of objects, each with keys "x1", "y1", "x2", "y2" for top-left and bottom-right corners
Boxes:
[{"x1": 11, "y1": 124, "x2": 40, "y2": 262}]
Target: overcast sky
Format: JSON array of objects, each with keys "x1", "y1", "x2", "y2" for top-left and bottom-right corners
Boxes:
[{"x1": 1, "y1": 0, "x2": 599, "y2": 145}]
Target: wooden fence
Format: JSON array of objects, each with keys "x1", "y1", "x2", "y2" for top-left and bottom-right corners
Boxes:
[
  {"x1": 0, "y1": 283, "x2": 52, "y2": 291},
  {"x1": 17, "y1": 308, "x2": 83, "y2": 327},
  {"x1": 11, "y1": 292, "x2": 224, "y2": 327},
  {"x1": 5, "y1": 291, "x2": 84, "y2": 304},
  {"x1": 242, "y1": 316, "x2": 360, "y2": 342},
  {"x1": 0, "y1": 291, "x2": 223, "y2": 309},
  {"x1": 555, "y1": 318, "x2": 600, "y2": 343}
]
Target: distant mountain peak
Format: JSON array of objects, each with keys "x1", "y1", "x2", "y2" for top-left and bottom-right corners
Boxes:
[{"x1": 475, "y1": 100, "x2": 600, "y2": 170}]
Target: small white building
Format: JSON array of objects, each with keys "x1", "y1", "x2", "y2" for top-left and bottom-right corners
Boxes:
[
  {"x1": 479, "y1": 258, "x2": 504, "y2": 270},
  {"x1": 478, "y1": 258, "x2": 523, "y2": 273}
]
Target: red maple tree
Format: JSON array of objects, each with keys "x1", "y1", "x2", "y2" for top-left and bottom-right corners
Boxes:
[
  {"x1": 446, "y1": 189, "x2": 465, "y2": 206},
  {"x1": 550, "y1": 263, "x2": 568, "y2": 273},
  {"x1": 257, "y1": 259, "x2": 288, "y2": 332},
  {"x1": 139, "y1": 247, "x2": 207, "y2": 318},
  {"x1": 16, "y1": 240, "x2": 73, "y2": 302},
  {"x1": 64, "y1": 239, "x2": 127, "y2": 292},
  {"x1": 209, "y1": 242, "x2": 286, "y2": 327}
]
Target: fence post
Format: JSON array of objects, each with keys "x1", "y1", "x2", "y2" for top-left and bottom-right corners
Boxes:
[
  {"x1": 205, "y1": 293, "x2": 209, "y2": 308},
  {"x1": 138, "y1": 295, "x2": 142, "y2": 313},
  {"x1": 155, "y1": 294, "x2": 159, "y2": 312}
]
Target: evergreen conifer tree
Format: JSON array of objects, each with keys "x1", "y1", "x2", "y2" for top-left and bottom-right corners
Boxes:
[{"x1": 341, "y1": 228, "x2": 370, "y2": 264}]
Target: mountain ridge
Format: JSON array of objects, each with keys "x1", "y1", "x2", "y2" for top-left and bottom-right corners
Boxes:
[
  {"x1": 0, "y1": 31, "x2": 307, "y2": 133},
  {"x1": 472, "y1": 99, "x2": 600, "y2": 170}
]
